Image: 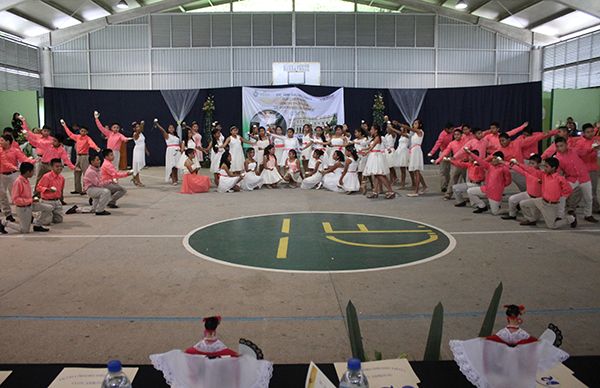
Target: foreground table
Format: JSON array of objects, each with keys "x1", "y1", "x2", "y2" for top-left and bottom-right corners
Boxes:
[{"x1": 0, "y1": 356, "x2": 598, "y2": 387}]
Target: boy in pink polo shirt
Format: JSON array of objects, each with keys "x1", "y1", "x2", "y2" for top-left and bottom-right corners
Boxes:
[
  {"x1": 465, "y1": 150, "x2": 512, "y2": 215},
  {"x1": 36, "y1": 158, "x2": 66, "y2": 225},
  {"x1": 94, "y1": 111, "x2": 132, "y2": 169}
]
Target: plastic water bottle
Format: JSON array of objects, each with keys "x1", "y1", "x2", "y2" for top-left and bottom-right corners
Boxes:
[
  {"x1": 101, "y1": 360, "x2": 132, "y2": 388},
  {"x1": 339, "y1": 358, "x2": 369, "y2": 388}
]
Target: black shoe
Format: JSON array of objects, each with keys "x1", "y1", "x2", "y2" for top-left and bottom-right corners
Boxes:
[
  {"x1": 6, "y1": 215, "x2": 15, "y2": 223},
  {"x1": 0, "y1": 223, "x2": 6, "y2": 234},
  {"x1": 89, "y1": 198, "x2": 93, "y2": 206},
  {"x1": 70, "y1": 191, "x2": 79, "y2": 194},
  {"x1": 441, "y1": 188, "x2": 447, "y2": 193},
  {"x1": 33, "y1": 226, "x2": 49, "y2": 232},
  {"x1": 571, "y1": 215, "x2": 577, "y2": 228},
  {"x1": 60, "y1": 199, "x2": 67, "y2": 206},
  {"x1": 501, "y1": 215, "x2": 517, "y2": 220},
  {"x1": 516, "y1": 204, "x2": 521, "y2": 211},
  {"x1": 66, "y1": 205, "x2": 78, "y2": 215},
  {"x1": 584, "y1": 216, "x2": 599, "y2": 223},
  {"x1": 454, "y1": 201, "x2": 467, "y2": 207},
  {"x1": 95, "y1": 210, "x2": 111, "y2": 216},
  {"x1": 520, "y1": 220, "x2": 537, "y2": 226},
  {"x1": 107, "y1": 204, "x2": 119, "y2": 209},
  {"x1": 473, "y1": 206, "x2": 488, "y2": 214},
  {"x1": 80, "y1": 192, "x2": 87, "y2": 196}
]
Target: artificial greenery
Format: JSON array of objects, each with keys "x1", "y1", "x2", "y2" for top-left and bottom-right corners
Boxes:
[
  {"x1": 202, "y1": 94, "x2": 215, "y2": 141},
  {"x1": 372, "y1": 92, "x2": 385, "y2": 129}
]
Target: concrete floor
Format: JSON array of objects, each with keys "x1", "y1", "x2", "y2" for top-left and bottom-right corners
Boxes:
[{"x1": 0, "y1": 167, "x2": 599, "y2": 366}]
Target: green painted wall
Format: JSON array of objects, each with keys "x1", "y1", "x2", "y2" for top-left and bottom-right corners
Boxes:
[
  {"x1": 542, "y1": 91, "x2": 552, "y2": 131},
  {"x1": 551, "y1": 88, "x2": 600, "y2": 129},
  {"x1": 0, "y1": 90, "x2": 39, "y2": 129}
]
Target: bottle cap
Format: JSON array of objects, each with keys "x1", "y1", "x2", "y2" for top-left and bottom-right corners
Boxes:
[
  {"x1": 347, "y1": 358, "x2": 361, "y2": 371},
  {"x1": 107, "y1": 359, "x2": 122, "y2": 373}
]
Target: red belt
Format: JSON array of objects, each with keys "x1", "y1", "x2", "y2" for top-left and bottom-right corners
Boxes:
[
  {"x1": 167, "y1": 144, "x2": 179, "y2": 148},
  {"x1": 275, "y1": 144, "x2": 284, "y2": 148}
]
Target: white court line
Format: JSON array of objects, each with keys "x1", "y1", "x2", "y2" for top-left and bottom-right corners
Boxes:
[{"x1": 2, "y1": 229, "x2": 600, "y2": 238}]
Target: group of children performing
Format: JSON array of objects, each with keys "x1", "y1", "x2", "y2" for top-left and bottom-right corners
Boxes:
[
  {"x1": 2, "y1": 109, "x2": 599, "y2": 234},
  {"x1": 172, "y1": 117, "x2": 429, "y2": 199},
  {"x1": 427, "y1": 121, "x2": 600, "y2": 229},
  {"x1": 0, "y1": 112, "x2": 133, "y2": 234}
]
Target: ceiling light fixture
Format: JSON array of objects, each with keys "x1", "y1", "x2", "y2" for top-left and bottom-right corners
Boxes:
[
  {"x1": 116, "y1": 0, "x2": 129, "y2": 9},
  {"x1": 455, "y1": 0, "x2": 468, "y2": 10}
]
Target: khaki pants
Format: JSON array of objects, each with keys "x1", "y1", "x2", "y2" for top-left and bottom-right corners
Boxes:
[
  {"x1": 112, "y1": 150, "x2": 120, "y2": 169},
  {"x1": 562, "y1": 181, "x2": 592, "y2": 217},
  {"x1": 3, "y1": 203, "x2": 53, "y2": 233},
  {"x1": 0, "y1": 172, "x2": 17, "y2": 216},
  {"x1": 446, "y1": 165, "x2": 466, "y2": 197},
  {"x1": 508, "y1": 191, "x2": 531, "y2": 217},
  {"x1": 439, "y1": 159, "x2": 451, "y2": 191},
  {"x1": 40, "y1": 199, "x2": 63, "y2": 225},
  {"x1": 521, "y1": 198, "x2": 575, "y2": 229},
  {"x1": 452, "y1": 182, "x2": 479, "y2": 204},
  {"x1": 590, "y1": 170, "x2": 599, "y2": 213},
  {"x1": 467, "y1": 186, "x2": 502, "y2": 215},
  {"x1": 88, "y1": 187, "x2": 111, "y2": 212},
  {"x1": 105, "y1": 183, "x2": 126, "y2": 206},
  {"x1": 74, "y1": 155, "x2": 90, "y2": 193}
]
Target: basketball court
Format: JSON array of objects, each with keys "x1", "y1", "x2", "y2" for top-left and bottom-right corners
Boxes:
[{"x1": 1, "y1": 168, "x2": 599, "y2": 366}]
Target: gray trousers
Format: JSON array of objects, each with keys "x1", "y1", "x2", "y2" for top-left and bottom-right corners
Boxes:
[
  {"x1": 74, "y1": 155, "x2": 90, "y2": 193},
  {"x1": 446, "y1": 165, "x2": 466, "y2": 197},
  {"x1": 0, "y1": 172, "x2": 17, "y2": 216},
  {"x1": 40, "y1": 199, "x2": 63, "y2": 225},
  {"x1": 562, "y1": 180, "x2": 593, "y2": 217},
  {"x1": 112, "y1": 150, "x2": 120, "y2": 169},
  {"x1": 452, "y1": 182, "x2": 479, "y2": 204},
  {"x1": 508, "y1": 192, "x2": 531, "y2": 217},
  {"x1": 88, "y1": 187, "x2": 111, "y2": 212},
  {"x1": 439, "y1": 159, "x2": 451, "y2": 191},
  {"x1": 511, "y1": 170, "x2": 527, "y2": 192},
  {"x1": 105, "y1": 183, "x2": 126, "y2": 205},
  {"x1": 3, "y1": 203, "x2": 53, "y2": 233},
  {"x1": 467, "y1": 186, "x2": 502, "y2": 215},
  {"x1": 521, "y1": 198, "x2": 575, "y2": 229}
]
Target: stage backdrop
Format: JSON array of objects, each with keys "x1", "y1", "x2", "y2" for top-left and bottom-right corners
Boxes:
[
  {"x1": 242, "y1": 87, "x2": 344, "y2": 136},
  {"x1": 44, "y1": 82, "x2": 542, "y2": 167}
]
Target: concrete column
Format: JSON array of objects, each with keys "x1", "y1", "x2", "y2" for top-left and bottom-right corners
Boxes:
[
  {"x1": 40, "y1": 47, "x2": 54, "y2": 88},
  {"x1": 529, "y1": 47, "x2": 543, "y2": 82}
]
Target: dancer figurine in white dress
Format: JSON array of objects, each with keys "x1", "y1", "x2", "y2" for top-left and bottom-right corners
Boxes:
[
  {"x1": 184, "y1": 316, "x2": 239, "y2": 357},
  {"x1": 301, "y1": 149, "x2": 325, "y2": 190},
  {"x1": 217, "y1": 151, "x2": 242, "y2": 193},
  {"x1": 131, "y1": 121, "x2": 149, "y2": 187},
  {"x1": 155, "y1": 120, "x2": 181, "y2": 185},
  {"x1": 240, "y1": 148, "x2": 264, "y2": 191},
  {"x1": 322, "y1": 150, "x2": 345, "y2": 192},
  {"x1": 208, "y1": 128, "x2": 225, "y2": 186},
  {"x1": 449, "y1": 304, "x2": 568, "y2": 388},
  {"x1": 405, "y1": 119, "x2": 428, "y2": 197},
  {"x1": 362, "y1": 125, "x2": 395, "y2": 199},
  {"x1": 222, "y1": 126, "x2": 253, "y2": 173},
  {"x1": 339, "y1": 146, "x2": 360, "y2": 194}
]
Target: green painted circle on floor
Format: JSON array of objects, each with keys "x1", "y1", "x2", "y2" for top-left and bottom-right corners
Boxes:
[{"x1": 183, "y1": 212, "x2": 455, "y2": 273}]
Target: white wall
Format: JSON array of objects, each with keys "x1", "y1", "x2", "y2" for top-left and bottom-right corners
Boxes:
[{"x1": 50, "y1": 13, "x2": 532, "y2": 90}]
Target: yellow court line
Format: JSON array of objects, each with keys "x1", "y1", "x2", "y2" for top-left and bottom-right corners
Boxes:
[
  {"x1": 281, "y1": 218, "x2": 290, "y2": 234},
  {"x1": 325, "y1": 233, "x2": 438, "y2": 248},
  {"x1": 276, "y1": 237, "x2": 289, "y2": 259},
  {"x1": 322, "y1": 222, "x2": 431, "y2": 234}
]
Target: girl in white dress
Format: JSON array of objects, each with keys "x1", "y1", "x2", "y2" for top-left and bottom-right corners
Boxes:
[
  {"x1": 340, "y1": 146, "x2": 360, "y2": 193},
  {"x1": 351, "y1": 127, "x2": 371, "y2": 194},
  {"x1": 208, "y1": 128, "x2": 225, "y2": 186},
  {"x1": 240, "y1": 148, "x2": 264, "y2": 191},
  {"x1": 269, "y1": 127, "x2": 300, "y2": 173},
  {"x1": 271, "y1": 126, "x2": 286, "y2": 174},
  {"x1": 254, "y1": 127, "x2": 270, "y2": 165},
  {"x1": 327, "y1": 125, "x2": 347, "y2": 165},
  {"x1": 155, "y1": 121, "x2": 181, "y2": 185},
  {"x1": 260, "y1": 144, "x2": 283, "y2": 188},
  {"x1": 311, "y1": 127, "x2": 327, "y2": 163},
  {"x1": 389, "y1": 123, "x2": 413, "y2": 189},
  {"x1": 300, "y1": 124, "x2": 314, "y2": 172},
  {"x1": 217, "y1": 151, "x2": 242, "y2": 193},
  {"x1": 384, "y1": 122, "x2": 402, "y2": 185},
  {"x1": 322, "y1": 150, "x2": 345, "y2": 192},
  {"x1": 405, "y1": 119, "x2": 428, "y2": 197},
  {"x1": 362, "y1": 125, "x2": 395, "y2": 199},
  {"x1": 301, "y1": 149, "x2": 325, "y2": 190},
  {"x1": 283, "y1": 149, "x2": 303, "y2": 188},
  {"x1": 222, "y1": 126, "x2": 252, "y2": 173},
  {"x1": 131, "y1": 121, "x2": 148, "y2": 187},
  {"x1": 247, "y1": 124, "x2": 259, "y2": 155},
  {"x1": 189, "y1": 121, "x2": 205, "y2": 163}
]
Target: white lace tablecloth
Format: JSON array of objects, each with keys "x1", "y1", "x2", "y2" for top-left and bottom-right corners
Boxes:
[{"x1": 150, "y1": 350, "x2": 273, "y2": 388}]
